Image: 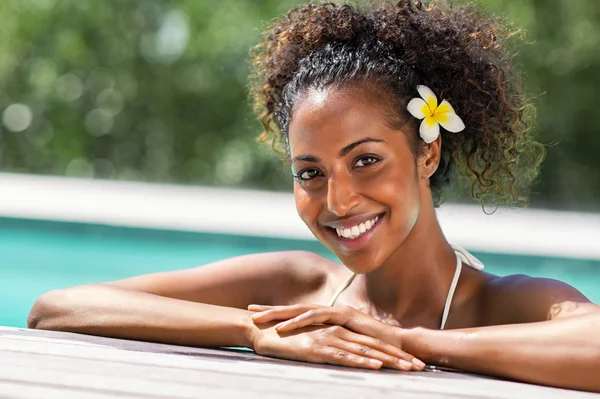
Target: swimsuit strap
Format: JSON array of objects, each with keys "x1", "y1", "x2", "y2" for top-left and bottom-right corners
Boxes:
[
  {"x1": 439, "y1": 254, "x2": 462, "y2": 330},
  {"x1": 327, "y1": 273, "x2": 357, "y2": 307},
  {"x1": 327, "y1": 244, "x2": 485, "y2": 329},
  {"x1": 450, "y1": 243, "x2": 485, "y2": 271},
  {"x1": 440, "y1": 244, "x2": 484, "y2": 329}
]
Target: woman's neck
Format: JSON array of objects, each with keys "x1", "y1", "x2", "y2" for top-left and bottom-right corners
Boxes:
[{"x1": 358, "y1": 202, "x2": 458, "y2": 329}]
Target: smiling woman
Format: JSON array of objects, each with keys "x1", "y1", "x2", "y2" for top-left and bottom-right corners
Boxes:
[{"x1": 28, "y1": 0, "x2": 600, "y2": 393}]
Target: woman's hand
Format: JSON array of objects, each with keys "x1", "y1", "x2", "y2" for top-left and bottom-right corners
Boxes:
[
  {"x1": 248, "y1": 304, "x2": 425, "y2": 370},
  {"x1": 250, "y1": 321, "x2": 424, "y2": 371},
  {"x1": 250, "y1": 304, "x2": 401, "y2": 342}
]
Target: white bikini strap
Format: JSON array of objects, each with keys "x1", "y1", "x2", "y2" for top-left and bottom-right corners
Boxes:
[
  {"x1": 328, "y1": 273, "x2": 357, "y2": 307},
  {"x1": 451, "y1": 244, "x2": 484, "y2": 270},
  {"x1": 440, "y1": 254, "x2": 462, "y2": 330}
]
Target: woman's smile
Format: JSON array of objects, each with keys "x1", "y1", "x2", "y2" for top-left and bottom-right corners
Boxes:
[{"x1": 321, "y1": 212, "x2": 386, "y2": 252}]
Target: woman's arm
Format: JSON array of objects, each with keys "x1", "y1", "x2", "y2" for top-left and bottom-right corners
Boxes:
[
  {"x1": 28, "y1": 284, "x2": 257, "y2": 348},
  {"x1": 27, "y1": 251, "x2": 329, "y2": 347},
  {"x1": 404, "y1": 277, "x2": 600, "y2": 392},
  {"x1": 405, "y1": 310, "x2": 600, "y2": 391}
]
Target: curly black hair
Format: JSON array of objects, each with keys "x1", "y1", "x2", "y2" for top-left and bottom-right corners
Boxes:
[{"x1": 249, "y1": 0, "x2": 545, "y2": 207}]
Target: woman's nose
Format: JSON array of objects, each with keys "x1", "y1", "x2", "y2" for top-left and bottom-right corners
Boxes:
[{"x1": 326, "y1": 174, "x2": 360, "y2": 217}]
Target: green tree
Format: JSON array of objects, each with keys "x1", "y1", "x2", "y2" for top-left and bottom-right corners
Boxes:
[{"x1": 0, "y1": 0, "x2": 598, "y2": 210}]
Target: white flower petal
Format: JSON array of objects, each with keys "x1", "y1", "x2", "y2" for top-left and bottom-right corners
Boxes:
[
  {"x1": 438, "y1": 112, "x2": 465, "y2": 133},
  {"x1": 406, "y1": 98, "x2": 428, "y2": 119},
  {"x1": 417, "y1": 85, "x2": 438, "y2": 111},
  {"x1": 435, "y1": 100, "x2": 456, "y2": 114},
  {"x1": 419, "y1": 117, "x2": 440, "y2": 144}
]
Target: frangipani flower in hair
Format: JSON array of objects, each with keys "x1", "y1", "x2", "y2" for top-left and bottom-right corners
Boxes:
[{"x1": 406, "y1": 85, "x2": 465, "y2": 143}]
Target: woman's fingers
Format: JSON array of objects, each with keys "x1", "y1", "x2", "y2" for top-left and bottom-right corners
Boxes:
[
  {"x1": 275, "y1": 307, "x2": 402, "y2": 348},
  {"x1": 250, "y1": 304, "x2": 321, "y2": 323},
  {"x1": 316, "y1": 346, "x2": 383, "y2": 370},
  {"x1": 275, "y1": 307, "x2": 385, "y2": 338},
  {"x1": 337, "y1": 328, "x2": 426, "y2": 370},
  {"x1": 247, "y1": 304, "x2": 275, "y2": 312},
  {"x1": 328, "y1": 340, "x2": 413, "y2": 371},
  {"x1": 308, "y1": 328, "x2": 424, "y2": 371},
  {"x1": 249, "y1": 304, "x2": 317, "y2": 312},
  {"x1": 274, "y1": 307, "x2": 350, "y2": 331}
]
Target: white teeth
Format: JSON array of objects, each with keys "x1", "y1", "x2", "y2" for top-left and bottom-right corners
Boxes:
[{"x1": 334, "y1": 215, "x2": 381, "y2": 240}]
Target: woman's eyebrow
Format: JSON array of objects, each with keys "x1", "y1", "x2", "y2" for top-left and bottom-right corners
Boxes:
[
  {"x1": 338, "y1": 137, "x2": 385, "y2": 157},
  {"x1": 292, "y1": 154, "x2": 319, "y2": 163},
  {"x1": 292, "y1": 137, "x2": 386, "y2": 163}
]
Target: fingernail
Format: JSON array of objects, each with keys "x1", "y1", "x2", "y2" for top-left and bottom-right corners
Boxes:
[
  {"x1": 398, "y1": 359, "x2": 413, "y2": 369},
  {"x1": 412, "y1": 358, "x2": 426, "y2": 369},
  {"x1": 369, "y1": 359, "x2": 383, "y2": 367}
]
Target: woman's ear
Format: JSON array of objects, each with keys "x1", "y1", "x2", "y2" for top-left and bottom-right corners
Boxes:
[{"x1": 417, "y1": 135, "x2": 442, "y2": 180}]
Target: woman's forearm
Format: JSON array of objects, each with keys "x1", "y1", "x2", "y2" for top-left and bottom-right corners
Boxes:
[
  {"x1": 404, "y1": 313, "x2": 600, "y2": 392},
  {"x1": 28, "y1": 284, "x2": 257, "y2": 349}
]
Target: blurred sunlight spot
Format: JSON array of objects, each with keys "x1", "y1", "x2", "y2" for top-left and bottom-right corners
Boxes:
[
  {"x1": 87, "y1": 68, "x2": 116, "y2": 93},
  {"x1": 97, "y1": 89, "x2": 124, "y2": 116},
  {"x1": 28, "y1": 59, "x2": 58, "y2": 96},
  {"x1": 2, "y1": 104, "x2": 33, "y2": 132},
  {"x1": 65, "y1": 157, "x2": 94, "y2": 178},
  {"x1": 55, "y1": 73, "x2": 84, "y2": 102},
  {"x1": 215, "y1": 140, "x2": 253, "y2": 185},
  {"x1": 85, "y1": 109, "x2": 114, "y2": 137},
  {"x1": 155, "y1": 10, "x2": 190, "y2": 63},
  {"x1": 25, "y1": 120, "x2": 54, "y2": 147}
]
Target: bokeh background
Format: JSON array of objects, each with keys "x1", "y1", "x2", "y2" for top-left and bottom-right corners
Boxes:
[{"x1": 1, "y1": 0, "x2": 599, "y2": 211}]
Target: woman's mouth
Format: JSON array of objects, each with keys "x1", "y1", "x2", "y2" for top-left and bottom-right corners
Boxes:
[
  {"x1": 324, "y1": 212, "x2": 385, "y2": 251},
  {"x1": 334, "y1": 214, "x2": 381, "y2": 240}
]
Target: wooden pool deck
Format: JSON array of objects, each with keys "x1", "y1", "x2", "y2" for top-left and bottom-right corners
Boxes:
[{"x1": 0, "y1": 326, "x2": 597, "y2": 399}]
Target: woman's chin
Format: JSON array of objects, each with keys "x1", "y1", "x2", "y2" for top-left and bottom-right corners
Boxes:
[{"x1": 337, "y1": 254, "x2": 383, "y2": 275}]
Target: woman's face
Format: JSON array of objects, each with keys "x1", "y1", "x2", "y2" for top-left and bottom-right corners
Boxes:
[{"x1": 288, "y1": 85, "x2": 426, "y2": 273}]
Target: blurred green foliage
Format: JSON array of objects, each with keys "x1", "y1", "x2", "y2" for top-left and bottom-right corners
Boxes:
[{"x1": 0, "y1": 0, "x2": 599, "y2": 210}]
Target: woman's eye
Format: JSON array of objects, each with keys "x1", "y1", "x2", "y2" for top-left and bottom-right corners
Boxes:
[
  {"x1": 296, "y1": 169, "x2": 321, "y2": 181},
  {"x1": 355, "y1": 156, "x2": 380, "y2": 167}
]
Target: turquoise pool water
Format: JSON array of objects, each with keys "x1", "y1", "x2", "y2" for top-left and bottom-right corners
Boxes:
[{"x1": 1, "y1": 217, "x2": 599, "y2": 328}]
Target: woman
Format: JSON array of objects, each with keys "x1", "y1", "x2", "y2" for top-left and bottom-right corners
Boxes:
[{"x1": 29, "y1": 0, "x2": 600, "y2": 392}]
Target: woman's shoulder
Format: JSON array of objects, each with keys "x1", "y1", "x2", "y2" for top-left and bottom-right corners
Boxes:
[
  {"x1": 248, "y1": 250, "x2": 351, "y2": 305},
  {"x1": 477, "y1": 272, "x2": 594, "y2": 325}
]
